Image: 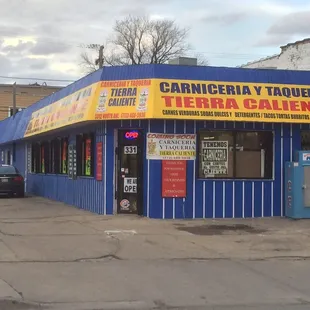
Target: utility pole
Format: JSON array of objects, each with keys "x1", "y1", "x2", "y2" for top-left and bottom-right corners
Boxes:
[
  {"x1": 12, "y1": 82, "x2": 17, "y2": 116},
  {"x1": 98, "y1": 45, "x2": 104, "y2": 68},
  {"x1": 80, "y1": 44, "x2": 104, "y2": 69}
]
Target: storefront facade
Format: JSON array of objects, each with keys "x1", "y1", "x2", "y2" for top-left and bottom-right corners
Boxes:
[{"x1": 0, "y1": 65, "x2": 310, "y2": 218}]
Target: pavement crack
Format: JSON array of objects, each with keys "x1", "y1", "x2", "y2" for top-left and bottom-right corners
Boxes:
[
  {"x1": 248, "y1": 255, "x2": 310, "y2": 261},
  {"x1": 168, "y1": 257, "x2": 230, "y2": 262},
  {"x1": 74, "y1": 254, "x2": 122, "y2": 262},
  {"x1": 1, "y1": 278, "x2": 23, "y2": 299},
  {"x1": 233, "y1": 258, "x2": 310, "y2": 300},
  {"x1": 0, "y1": 229, "x2": 22, "y2": 237}
]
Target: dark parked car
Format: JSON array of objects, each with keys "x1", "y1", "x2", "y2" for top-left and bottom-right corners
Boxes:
[{"x1": 0, "y1": 165, "x2": 25, "y2": 197}]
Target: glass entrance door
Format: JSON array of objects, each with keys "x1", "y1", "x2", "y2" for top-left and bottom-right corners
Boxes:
[{"x1": 116, "y1": 129, "x2": 143, "y2": 215}]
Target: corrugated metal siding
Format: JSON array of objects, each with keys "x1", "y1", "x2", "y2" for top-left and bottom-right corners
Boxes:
[
  {"x1": 143, "y1": 120, "x2": 284, "y2": 219},
  {"x1": 21, "y1": 122, "x2": 107, "y2": 214},
  {"x1": 152, "y1": 64, "x2": 310, "y2": 84},
  {"x1": 5, "y1": 119, "x2": 309, "y2": 219},
  {"x1": 104, "y1": 119, "x2": 303, "y2": 219},
  {"x1": 14, "y1": 143, "x2": 26, "y2": 176}
]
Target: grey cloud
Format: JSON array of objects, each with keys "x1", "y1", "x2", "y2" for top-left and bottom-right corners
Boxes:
[
  {"x1": 119, "y1": 7, "x2": 148, "y2": 16},
  {"x1": 254, "y1": 34, "x2": 291, "y2": 47},
  {"x1": 0, "y1": 0, "x2": 194, "y2": 82},
  {"x1": 35, "y1": 23, "x2": 60, "y2": 37},
  {"x1": 1, "y1": 40, "x2": 35, "y2": 54},
  {"x1": 6, "y1": 66, "x2": 79, "y2": 87},
  {"x1": 7, "y1": 70, "x2": 78, "y2": 87},
  {"x1": 0, "y1": 0, "x2": 172, "y2": 46},
  {"x1": 30, "y1": 39, "x2": 71, "y2": 55},
  {"x1": 0, "y1": 37, "x2": 71, "y2": 58},
  {"x1": 0, "y1": 25, "x2": 33, "y2": 37},
  {"x1": 28, "y1": 59, "x2": 50, "y2": 71},
  {"x1": 254, "y1": 11, "x2": 310, "y2": 47},
  {"x1": 267, "y1": 11, "x2": 310, "y2": 35},
  {"x1": 201, "y1": 12, "x2": 247, "y2": 25},
  {"x1": 0, "y1": 54, "x2": 12, "y2": 74}
]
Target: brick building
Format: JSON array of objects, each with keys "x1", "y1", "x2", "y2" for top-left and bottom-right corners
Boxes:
[{"x1": 0, "y1": 83, "x2": 62, "y2": 120}]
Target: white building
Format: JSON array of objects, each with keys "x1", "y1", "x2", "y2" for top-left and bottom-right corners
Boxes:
[{"x1": 241, "y1": 38, "x2": 310, "y2": 70}]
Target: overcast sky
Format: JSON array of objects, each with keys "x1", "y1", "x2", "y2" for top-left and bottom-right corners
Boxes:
[{"x1": 0, "y1": 0, "x2": 309, "y2": 86}]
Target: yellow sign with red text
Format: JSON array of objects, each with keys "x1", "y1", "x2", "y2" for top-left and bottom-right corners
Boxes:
[
  {"x1": 90, "y1": 79, "x2": 154, "y2": 120},
  {"x1": 24, "y1": 83, "x2": 98, "y2": 137},
  {"x1": 24, "y1": 79, "x2": 154, "y2": 137},
  {"x1": 24, "y1": 77, "x2": 310, "y2": 137},
  {"x1": 153, "y1": 79, "x2": 310, "y2": 123}
]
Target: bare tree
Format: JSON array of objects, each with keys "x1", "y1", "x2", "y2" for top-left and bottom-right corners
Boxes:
[
  {"x1": 195, "y1": 53, "x2": 209, "y2": 66},
  {"x1": 80, "y1": 51, "x2": 99, "y2": 74},
  {"x1": 80, "y1": 15, "x2": 207, "y2": 72},
  {"x1": 107, "y1": 15, "x2": 190, "y2": 65}
]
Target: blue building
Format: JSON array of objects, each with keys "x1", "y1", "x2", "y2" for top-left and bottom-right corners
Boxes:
[{"x1": 1, "y1": 64, "x2": 310, "y2": 219}]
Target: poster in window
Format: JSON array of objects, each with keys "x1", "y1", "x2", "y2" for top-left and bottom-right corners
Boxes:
[
  {"x1": 68, "y1": 144, "x2": 77, "y2": 180},
  {"x1": 62, "y1": 140, "x2": 67, "y2": 174},
  {"x1": 41, "y1": 145, "x2": 45, "y2": 173},
  {"x1": 85, "y1": 138, "x2": 92, "y2": 176},
  {"x1": 201, "y1": 141, "x2": 228, "y2": 177},
  {"x1": 162, "y1": 160, "x2": 186, "y2": 197},
  {"x1": 123, "y1": 178, "x2": 137, "y2": 193},
  {"x1": 68, "y1": 144, "x2": 73, "y2": 179},
  {"x1": 72, "y1": 144, "x2": 77, "y2": 179},
  {"x1": 27, "y1": 144, "x2": 32, "y2": 173},
  {"x1": 96, "y1": 142, "x2": 103, "y2": 181},
  {"x1": 146, "y1": 133, "x2": 196, "y2": 160}
]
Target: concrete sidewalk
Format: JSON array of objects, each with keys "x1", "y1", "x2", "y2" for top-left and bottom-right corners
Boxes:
[
  {"x1": 0, "y1": 196, "x2": 309, "y2": 262},
  {"x1": 1, "y1": 196, "x2": 310, "y2": 309}
]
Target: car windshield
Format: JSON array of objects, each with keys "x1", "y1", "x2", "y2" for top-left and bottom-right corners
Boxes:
[{"x1": 0, "y1": 165, "x2": 17, "y2": 174}]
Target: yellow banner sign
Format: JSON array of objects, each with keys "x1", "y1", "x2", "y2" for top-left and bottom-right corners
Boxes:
[
  {"x1": 154, "y1": 79, "x2": 310, "y2": 123},
  {"x1": 24, "y1": 83, "x2": 98, "y2": 137},
  {"x1": 25, "y1": 79, "x2": 154, "y2": 137},
  {"x1": 90, "y1": 79, "x2": 154, "y2": 120},
  {"x1": 24, "y1": 77, "x2": 310, "y2": 137}
]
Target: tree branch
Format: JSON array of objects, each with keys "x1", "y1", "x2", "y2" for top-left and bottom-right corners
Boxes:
[{"x1": 79, "y1": 15, "x2": 208, "y2": 71}]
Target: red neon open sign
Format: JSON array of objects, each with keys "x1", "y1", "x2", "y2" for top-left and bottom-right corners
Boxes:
[{"x1": 125, "y1": 131, "x2": 139, "y2": 140}]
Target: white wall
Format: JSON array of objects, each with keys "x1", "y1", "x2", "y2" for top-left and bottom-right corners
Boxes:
[{"x1": 241, "y1": 39, "x2": 310, "y2": 71}]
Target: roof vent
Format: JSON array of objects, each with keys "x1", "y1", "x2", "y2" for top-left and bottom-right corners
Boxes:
[{"x1": 168, "y1": 57, "x2": 197, "y2": 66}]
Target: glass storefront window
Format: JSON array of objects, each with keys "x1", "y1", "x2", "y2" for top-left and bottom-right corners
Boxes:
[{"x1": 198, "y1": 130, "x2": 274, "y2": 179}]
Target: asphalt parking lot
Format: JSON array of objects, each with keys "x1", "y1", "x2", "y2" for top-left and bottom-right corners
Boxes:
[{"x1": 1, "y1": 196, "x2": 310, "y2": 310}]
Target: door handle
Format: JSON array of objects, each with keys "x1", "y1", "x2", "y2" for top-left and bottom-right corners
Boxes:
[{"x1": 302, "y1": 184, "x2": 307, "y2": 189}]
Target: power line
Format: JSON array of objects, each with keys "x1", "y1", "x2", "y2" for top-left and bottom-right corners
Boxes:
[
  {"x1": 1, "y1": 34, "x2": 271, "y2": 59},
  {"x1": 197, "y1": 51, "x2": 270, "y2": 57},
  {"x1": 0, "y1": 75, "x2": 76, "y2": 82}
]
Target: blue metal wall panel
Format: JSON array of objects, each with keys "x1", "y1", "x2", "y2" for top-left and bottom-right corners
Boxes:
[
  {"x1": 101, "y1": 65, "x2": 155, "y2": 82},
  {"x1": 14, "y1": 143, "x2": 25, "y2": 176},
  {"x1": 99, "y1": 64, "x2": 310, "y2": 85},
  {"x1": 243, "y1": 182, "x2": 252, "y2": 218},
  {"x1": 143, "y1": 120, "x2": 289, "y2": 219},
  {"x1": 21, "y1": 122, "x2": 107, "y2": 214},
  {"x1": 105, "y1": 121, "x2": 115, "y2": 215},
  {"x1": 153, "y1": 64, "x2": 310, "y2": 85},
  {"x1": 3, "y1": 118, "x2": 306, "y2": 220}
]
